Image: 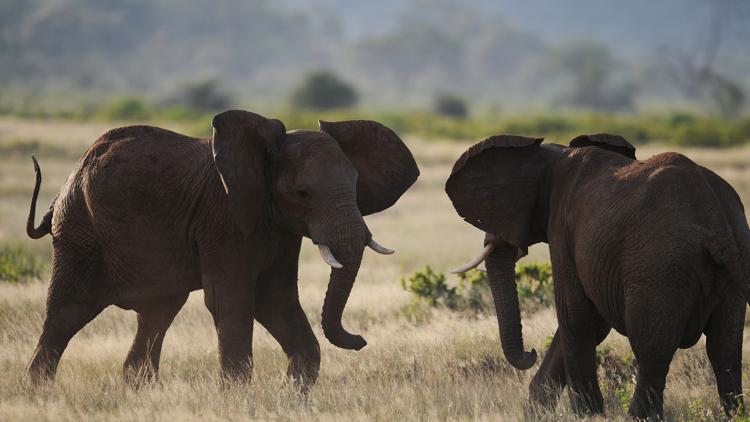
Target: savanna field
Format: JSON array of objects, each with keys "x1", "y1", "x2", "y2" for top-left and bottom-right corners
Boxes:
[{"x1": 3, "y1": 116, "x2": 750, "y2": 421}]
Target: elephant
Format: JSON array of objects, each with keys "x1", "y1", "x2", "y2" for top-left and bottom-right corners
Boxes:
[
  {"x1": 445, "y1": 133, "x2": 750, "y2": 419},
  {"x1": 25, "y1": 110, "x2": 419, "y2": 389}
]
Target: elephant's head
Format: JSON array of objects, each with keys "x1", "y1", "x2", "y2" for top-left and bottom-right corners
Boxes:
[
  {"x1": 445, "y1": 133, "x2": 634, "y2": 370},
  {"x1": 212, "y1": 110, "x2": 419, "y2": 351},
  {"x1": 445, "y1": 135, "x2": 563, "y2": 369}
]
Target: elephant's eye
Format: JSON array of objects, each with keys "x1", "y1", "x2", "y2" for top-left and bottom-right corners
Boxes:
[{"x1": 296, "y1": 189, "x2": 311, "y2": 200}]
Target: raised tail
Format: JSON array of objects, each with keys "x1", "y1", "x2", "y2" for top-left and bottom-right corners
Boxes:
[{"x1": 27, "y1": 156, "x2": 53, "y2": 239}]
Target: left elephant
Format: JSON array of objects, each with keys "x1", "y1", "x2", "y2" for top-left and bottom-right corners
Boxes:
[{"x1": 25, "y1": 110, "x2": 419, "y2": 389}]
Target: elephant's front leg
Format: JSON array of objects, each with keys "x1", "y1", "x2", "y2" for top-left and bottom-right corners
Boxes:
[
  {"x1": 206, "y1": 282, "x2": 256, "y2": 382},
  {"x1": 200, "y1": 242, "x2": 257, "y2": 383},
  {"x1": 255, "y1": 236, "x2": 320, "y2": 391},
  {"x1": 529, "y1": 330, "x2": 566, "y2": 410},
  {"x1": 530, "y1": 322, "x2": 611, "y2": 413},
  {"x1": 552, "y1": 256, "x2": 606, "y2": 416},
  {"x1": 255, "y1": 282, "x2": 320, "y2": 391}
]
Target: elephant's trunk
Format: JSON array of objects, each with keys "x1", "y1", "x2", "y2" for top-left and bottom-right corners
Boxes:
[
  {"x1": 321, "y1": 244, "x2": 367, "y2": 350},
  {"x1": 485, "y1": 243, "x2": 537, "y2": 370},
  {"x1": 316, "y1": 202, "x2": 368, "y2": 351}
]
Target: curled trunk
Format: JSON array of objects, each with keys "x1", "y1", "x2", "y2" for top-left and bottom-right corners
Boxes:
[
  {"x1": 321, "y1": 245, "x2": 367, "y2": 350},
  {"x1": 315, "y1": 200, "x2": 369, "y2": 351},
  {"x1": 485, "y1": 243, "x2": 537, "y2": 369}
]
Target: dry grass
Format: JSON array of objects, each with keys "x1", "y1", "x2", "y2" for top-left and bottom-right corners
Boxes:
[{"x1": 2, "y1": 118, "x2": 750, "y2": 420}]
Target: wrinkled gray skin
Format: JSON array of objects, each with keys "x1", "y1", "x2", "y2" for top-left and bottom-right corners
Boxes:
[
  {"x1": 25, "y1": 110, "x2": 419, "y2": 389},
  {"x1": 446, "y1": 134, "x2": 750, "y2": 420}
]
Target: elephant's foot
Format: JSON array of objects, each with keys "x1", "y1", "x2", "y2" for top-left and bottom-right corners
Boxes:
[
  {"x1": 26, "y1": 345, "x2": 60, "y2": 386},
  {"x1": 568, "y1": 382, "x2": 605, "y2": 416},
  {"x1": 27, "y1": 301, "x2": 104, "y2": 386},
  {"x1": 628, "y1": 398, "x2": 663, "y2": 421},
  {"x1": 219, "y1": 356, "x2": 254, "y2": 385},
  {"x1": 287, "y1": 354, "x2": 320, "y2": 394},
  {"x1": 528, "y1": 375, "x2": 564, "y2": 412},
  {"x1": 719, "y1": 394, "x2": 744, "y2": 418},
  {"x1": 628, "y1": 379, "x2": 665, "y2": 421}
]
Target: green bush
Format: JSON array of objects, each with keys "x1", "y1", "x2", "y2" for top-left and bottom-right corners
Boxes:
[
  {"x1": 737, "y1": 117, "x2": 750, "y2": 143},
  {"x1": 400, "y1": 266, "x2": 460, "y2": 308},
  {"x1": 4, "y1": 92, "x2": 750, "y2": 147},
  {"x1": 400, "y1": 262, "x2": 554, "y2": 313},
  {"x1": 0, "y1": 243, "x2": 45, "y2": 283},
  {"x1": 668, "y1": 119, "x2": 730, "y2": 147},
  {"x1": 99, "y1": 97, "x2": 151, "y2": 121},
  {"x1": 515, "y1": 262, "x2": 554, "y2": 309}
]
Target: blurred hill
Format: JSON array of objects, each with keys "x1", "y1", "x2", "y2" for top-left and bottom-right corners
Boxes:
[{"x1": 1, "y1": 0, "x2": 748, "y2": 111}]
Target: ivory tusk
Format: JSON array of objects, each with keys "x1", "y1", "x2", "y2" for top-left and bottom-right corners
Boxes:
[
  {"x1": 318, "y1": 244, "x2": 343, "y2": 269},
  {"x1": 450, "y1": 243, "x2": 496, "y2": 274},
  {"x1": 367, "y1": 238, "x2": 395, "y2": 255}
]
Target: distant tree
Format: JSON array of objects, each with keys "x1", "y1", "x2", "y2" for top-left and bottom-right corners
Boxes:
[
  {"x1": 291, "y1": 70, "x2": 358, "y2": 110},
  {"x1": 553, "y1": 41, "x2": 634, "y2": 111},
  {"x1": 663, "y1": 0, "x2": 749, "y2": 116},
  {"x1": 172, "y1": 79, "x2": 232, "y2": 112},
  {"x1": 433, "y1": 93, "x2": 468, "y2": 118}
]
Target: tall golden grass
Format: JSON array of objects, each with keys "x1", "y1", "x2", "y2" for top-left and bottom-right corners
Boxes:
[{"x1": 1, "y1": 117, "x2": 749, "y2": 420}]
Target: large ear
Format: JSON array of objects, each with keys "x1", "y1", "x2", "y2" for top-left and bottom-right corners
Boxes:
[
  {"x1": 446, "y1": 135, "x2": 550, "y2": 256},
  {"x1": 319, "y1": 120, "x2": 419, "y2": 215},
  {"x1": 212, "y1": 110, "x2": 286, "y2": 236},
  {"x1": 569, "y1": 133, "x2": 636, "y2": 159}
]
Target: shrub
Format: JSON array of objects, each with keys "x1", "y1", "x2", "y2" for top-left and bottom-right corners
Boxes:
[
  {"x1": 433, "y1": 94, "x2": 468, "y2": 118},
  {"x1": 0, "y1": 243, "x2": 45, "y2": 283},
  {"x1": 99, "y1": 97, "x2": 150, "y2": 121},
  {"x1": 669, "y1": 120, "x2": 725, "y2": 147},
  {"x1": 168, "y1": 79, "x2": 232, "y2": 112},
  {"x1": 291, "y1": 70, "x2": 358, "y2": 110},
  {"x1": 515, "y1": 262, "x2": 554, "y2": 310},
  {"x1": 503, "y1": 115, "x2": 575, "y2": 137},
  {"x1": 735, "y1": 117, "x2": 750, "y2": 143},
  {"x1": 400, "y1": 262, "x2": 554, "y2": 313},
  {"x1": 400, "y1": 265, "x2": 460, "y2": 308}
]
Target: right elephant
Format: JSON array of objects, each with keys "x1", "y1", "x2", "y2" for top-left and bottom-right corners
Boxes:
[{"x1": 445, "y1": 133, "x2": 750, "y2": 419}]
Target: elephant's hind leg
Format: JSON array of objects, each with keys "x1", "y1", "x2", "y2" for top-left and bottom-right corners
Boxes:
[
  {"x1": 123, "y1": 293, "x2": 188, "y2": 385},
  {"x1": 625, "y1": 293, "x2": 683, "y2": 420},
  {"x1": 705, "y1": 291, "x2": 745, "y2": 416},
  {"x1": 27, "y1": 244, "x2": 104, "y2": 384}
]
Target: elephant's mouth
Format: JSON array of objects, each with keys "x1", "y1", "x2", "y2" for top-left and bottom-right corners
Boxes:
[
  {"x1": 450, "y1": 233, "x2": 524, "y2": 274},
  {"x1": 451, "y1": 233, "x2": 499, "y2": 274}
]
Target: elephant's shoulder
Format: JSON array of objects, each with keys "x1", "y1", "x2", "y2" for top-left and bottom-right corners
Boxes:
[{"x1": 644, "y1": 152, "x2": 697, "y2": 171}]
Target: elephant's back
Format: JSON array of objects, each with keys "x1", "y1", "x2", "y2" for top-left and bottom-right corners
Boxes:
[
  {"x1": 83, "y1": 125, "x2": 210, "y2": 176},
  {"x1": 52, "y1": 125, "x2": 217, "y2": 296},
  {"x1": 77, "y1": 126, "x2": 215, "y2": 220}
]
